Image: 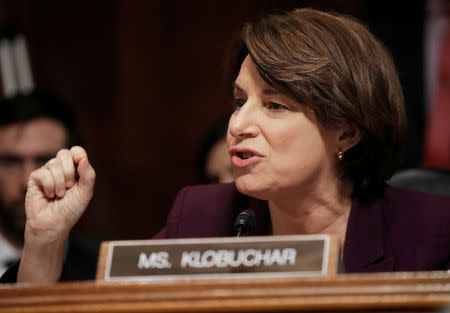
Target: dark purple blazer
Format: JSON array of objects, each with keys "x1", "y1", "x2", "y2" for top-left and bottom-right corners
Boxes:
[{"x1": 154, "y1": 183, "x2": 450, "y2": 273}]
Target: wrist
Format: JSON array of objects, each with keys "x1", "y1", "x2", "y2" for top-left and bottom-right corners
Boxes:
[
  {"x1": 18, "y1": 224, "x2": 69, "y2": 284},
  {"x1": 23, "y1": 219, "x2": 70, "y2": 247}
]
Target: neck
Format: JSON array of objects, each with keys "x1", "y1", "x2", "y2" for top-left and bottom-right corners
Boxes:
[{"x1": 268, "y1": 179, "x2": 353, "y2": 249}]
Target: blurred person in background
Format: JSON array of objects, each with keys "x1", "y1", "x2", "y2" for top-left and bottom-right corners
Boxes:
[
  {"x1": 0, "y1": 92, "x2": 99, "y2": 280},
  {"x1": 196, "y1": 117, "x2": 234, "y2": 184},
  {"x1": 0, "y1": 25, "x2": 100, "y2": 280}
]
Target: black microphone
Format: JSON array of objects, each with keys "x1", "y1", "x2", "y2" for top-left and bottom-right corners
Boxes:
[{"x1": 234, "y1": 210, "x2": 256, "y2": 237}]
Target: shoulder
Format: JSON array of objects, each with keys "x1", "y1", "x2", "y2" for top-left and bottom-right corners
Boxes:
[
  {"x1": 383, "y1": 186, "x2": 450, "y2": 218},
  {"x1": 175, "y1": 183, "x2": 244, "y2": 205},
  {"x1": 348, "y1": 186, "x2": 450, "y2": 271},
  {"x1": 172, "y1": 183, "x2": 252, "y2": 220},
  {"x1": 384, "y1": 186, "x2": 450, "y2": 238},
  {"x1": 383, "y1": 186, "x2": 450, "y2": 270},
  {"x1": 157, "y1": 183, "x2": 268, "y2": 239},
  {"x1": 354, "y1": 185, "x2": 450, "y2": 221},
  {"x1": 376, "y1": 186, "x2": 450, "y2": 238}
]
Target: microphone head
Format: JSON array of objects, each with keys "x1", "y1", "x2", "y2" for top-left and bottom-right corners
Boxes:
[{"x1": 234, "y1": 209, "x2": 256, "y2": 236}]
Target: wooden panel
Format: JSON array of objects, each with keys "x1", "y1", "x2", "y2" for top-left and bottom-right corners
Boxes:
[
  {"x1": 95, "y1": 241, "x2": 109, "y2": 281},
  {"x1": 0, "y1": 271, "x2": 448, "y2": 312}
]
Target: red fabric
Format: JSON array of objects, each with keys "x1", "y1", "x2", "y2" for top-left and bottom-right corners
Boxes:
[{"x1": 424, "y1": 12, "x2": 450, "y2": 169}]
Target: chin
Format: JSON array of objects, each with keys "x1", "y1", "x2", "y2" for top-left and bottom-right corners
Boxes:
[{"x1": 234, "y1": 175, "x2": 270, "y2": 200}]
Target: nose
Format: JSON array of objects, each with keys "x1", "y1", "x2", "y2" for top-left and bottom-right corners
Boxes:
[{"x1": 228, "y1": 101, "x2": 259, "y2": 140}]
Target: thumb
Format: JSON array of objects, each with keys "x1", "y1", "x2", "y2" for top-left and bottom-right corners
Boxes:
[
  {"x1": 77, "y1": 157, "x2": 96, "y2": 190},
  {"x1": 70, "y1": 146, "x2": 96, "y2": 192}
]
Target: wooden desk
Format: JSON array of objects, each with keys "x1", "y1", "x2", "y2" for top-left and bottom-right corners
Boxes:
[{"x1": 0, "y1": 271, "x2": 449, "y2": 312}]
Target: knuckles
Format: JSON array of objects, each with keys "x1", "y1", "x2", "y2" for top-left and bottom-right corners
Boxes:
[
  {"x1": 45, "y1": 158, "x2": 59, "y2": 168},
  {"x1": 56, "y1": 148, "x2": 71, "y2": 158},
  {"x1": 28, "y1": 146, "x2": 95, "y2": 189},
  {"x1": 70, "y1": 145, "x2": 86, "y2": 157}
]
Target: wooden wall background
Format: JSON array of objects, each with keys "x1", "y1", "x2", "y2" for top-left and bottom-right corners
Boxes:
[{"x1": 0, "y1": 0, "x2": 363, "y2": 240}]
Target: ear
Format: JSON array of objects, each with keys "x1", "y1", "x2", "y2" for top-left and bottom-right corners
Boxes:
[{"x1": 336, "y1": 123, "x2": 361, "y2": 153}]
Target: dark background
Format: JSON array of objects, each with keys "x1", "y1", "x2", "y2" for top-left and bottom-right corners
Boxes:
[{"x1": 0, "y1": 0, "x2": 424, "y2": 240}]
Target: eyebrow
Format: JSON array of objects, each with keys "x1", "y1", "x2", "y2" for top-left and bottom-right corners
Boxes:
[
  {"x1": 232, "y1": 82, "x2": 281, "y2": 95},
  {"x1": 0, "y1": 153, "x2": 54, "y2": 159}
]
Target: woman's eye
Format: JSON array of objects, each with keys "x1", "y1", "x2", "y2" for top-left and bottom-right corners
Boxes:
[
  {"x1": 232, "y1": 98, "x2": 246, "y2": 109},
  {"x1": 267, "y1": 102, "x2": 287, "y2": 111}
]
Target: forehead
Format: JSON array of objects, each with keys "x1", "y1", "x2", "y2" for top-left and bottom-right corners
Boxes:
[
  {"x1": 235, "y1": 56, "x2": 270, "y2": 88},
  {"x1": 0, "y1": 118, "x2": 68, "y2": 156},
  {"x1": 234, "y1": 55, "x2": 307, "y2": 111}
]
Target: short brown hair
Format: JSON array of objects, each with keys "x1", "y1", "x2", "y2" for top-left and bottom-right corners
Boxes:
[{"x1": 241, "y1": 8, "x2": 407, "y2": 200}]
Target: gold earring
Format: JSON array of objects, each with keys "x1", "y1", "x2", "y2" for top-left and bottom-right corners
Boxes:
[{"x1": 338, "y1": 151, "x2": 344, "y2": 160}]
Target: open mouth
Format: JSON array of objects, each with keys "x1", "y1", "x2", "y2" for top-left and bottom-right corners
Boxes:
[
  {"x1": 237, "y1": 152, "x2": 254, "y2": 159},
  {"x1": 230, "y1": 149, "x2": 262, "y2": 168}
]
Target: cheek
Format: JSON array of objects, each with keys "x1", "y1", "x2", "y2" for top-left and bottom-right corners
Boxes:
[
  {"x1": 269, "y1": 124, "x2": 326, "y2": 171},
  {"x1": 0, "y1": 169, "x2": 22, "y2": 186},
  {"x1": 270, "y1": 122, "x2": 322, "y2": 154},
  {"x1": 226, "y1": 128, "x2": 233, "y2": 146},
  {"x1": 0, "y1": 180, "x2": 17, "y2": 203}
]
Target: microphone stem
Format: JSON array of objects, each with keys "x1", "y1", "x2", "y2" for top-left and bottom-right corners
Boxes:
[{"x1": 235, "y1": 226, "x2": 245, "y2": 237}]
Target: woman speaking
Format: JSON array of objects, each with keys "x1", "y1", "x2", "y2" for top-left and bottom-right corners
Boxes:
[{"x1": 8, "y1": 8, "x2": 450, "y2": 283}]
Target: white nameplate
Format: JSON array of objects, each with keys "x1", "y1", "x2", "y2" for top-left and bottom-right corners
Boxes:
[{"x1": 96, "y1": 235, "x2": 338, "y2": 282}]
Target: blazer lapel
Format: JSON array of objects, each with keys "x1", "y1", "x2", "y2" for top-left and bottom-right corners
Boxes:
[{"x1": 343, "y1": 194, "x2": 395, "y2": 272}]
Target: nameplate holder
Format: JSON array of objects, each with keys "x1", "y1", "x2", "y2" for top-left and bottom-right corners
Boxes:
[{"x1": 96, "y1": 235, "x2": 338, "y2": 282}]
